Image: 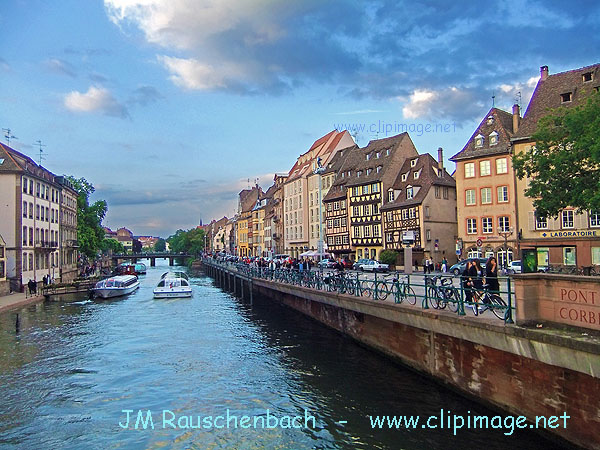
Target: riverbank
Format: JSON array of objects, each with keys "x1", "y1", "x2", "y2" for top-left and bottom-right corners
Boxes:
[{"x1": 0, "y1": 291, "x2": 46, "y2": 313}]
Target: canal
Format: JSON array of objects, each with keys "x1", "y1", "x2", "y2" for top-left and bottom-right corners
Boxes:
[{"x1": 0, "y1": 263, "x2": 567, "y2": 449}]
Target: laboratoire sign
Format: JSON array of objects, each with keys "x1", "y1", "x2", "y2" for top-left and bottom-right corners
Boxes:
[{"x1": 540, "y1": 230, "x2": 599, "y2": 238}]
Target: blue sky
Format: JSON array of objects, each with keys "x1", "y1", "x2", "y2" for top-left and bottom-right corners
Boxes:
[{"x1": 1, "y1": 0, "x2": 599, "y2": 237}]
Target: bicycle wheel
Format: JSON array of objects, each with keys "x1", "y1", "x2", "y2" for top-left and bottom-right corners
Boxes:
[
  {"x1": 427, "y1": 286, "x2": 441, "y2": 309},
  {"x1": 489, "y1": 294, "x2": 507, "y2": 320},
  {"x1": 376, "y1": 282, "x2": 389, "y2": 301},
  {"x1": 445, "y1": 287, "x2": 461, "y2": 313},
  {"x1": 359, "y1": 280, "x2": 373, "y2": 298},
  {"x1": 404, "y1": 285, "x2": 417, "y2": 305}
]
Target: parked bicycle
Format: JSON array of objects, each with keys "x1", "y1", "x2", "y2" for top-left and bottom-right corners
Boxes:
[
  {"x1": 425, "y1": 275, "x2": 460, "y2": 312},
  {"x1": 468, "y1": 284, "x2": 507, "y2": 320}
]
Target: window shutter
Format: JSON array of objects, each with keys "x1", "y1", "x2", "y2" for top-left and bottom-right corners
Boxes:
[{"x1": 528, "y1": 211, "x2": 535, "y2": 231}]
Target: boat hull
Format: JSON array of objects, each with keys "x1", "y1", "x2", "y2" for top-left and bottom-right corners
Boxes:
[
  {"x1": 153, "y1": 288, "x2": 192, "y2": 299},
  {"x1": 94, "y1": 282, "x2": 140, "y2": 299}
]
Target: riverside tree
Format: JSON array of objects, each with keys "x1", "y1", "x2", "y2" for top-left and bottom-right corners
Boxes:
[
  {"x1": 512, "y1": 92, "x2": 600, "y2": 218},
  {"x1": 167, "y1": 227, "x2": 206, "y2": 256},
  {"x1": 67, "y1": 176, "x2": 108, "y2": 258}
]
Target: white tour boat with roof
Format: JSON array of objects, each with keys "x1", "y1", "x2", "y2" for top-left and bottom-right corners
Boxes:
[
  {"x1": 92, "y1": 275, "x2": 140, "y2": 299},
  {"x1": 153, "y1": 271, "x2": 192, "y2": 298}
]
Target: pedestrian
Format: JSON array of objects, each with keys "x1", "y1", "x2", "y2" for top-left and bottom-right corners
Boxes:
[
  {"x1": 462, "y1": 261, "x2": 474, "y2": 309},
  {"x1": 32, "y1": 279, "x2": 37, "y2": 294},
  {"x1": 429, "y1": 259, "x2": 435, "y2": 273},
  {"x1": 485, "y1": 256, "x2": 500, "y2": 293},
  {"x1": 441, "y1": 257, "x2": 448, "y2": 273},
  {"x1": 422, "y1": 258, "x2": 427, "y2": 273},
  {"x1": 27, "y1": 279, "x2": 34, "y2": 295}
]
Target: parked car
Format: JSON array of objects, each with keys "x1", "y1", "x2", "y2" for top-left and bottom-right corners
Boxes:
[
  {"x1": 449, "y1": 258, "x2": 488, "y2": 276},
  {"x1": 359, "y1": 260, "x2": 390, "y2": 272},
  {"x1": 507, "y1": 260, "x2": 522, "y2": 274},
  {"x1": 317, "y1": 258, "x2": 336, "y2": 269},
  {"x1": 341, "y1": 258, "x2": 354, "y2": 269},
  {"x1": 353, "y1": 258, "x2": 369, "y2": 270}
]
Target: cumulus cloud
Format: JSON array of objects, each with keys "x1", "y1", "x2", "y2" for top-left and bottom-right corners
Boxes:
[
  {"x1": 64, "y1": 86, "x2": 129, "y2": 118},
  {"x1": 401, "y1": 87, "x2": 484, "y2": 122},
  {"x1": 128, "y1": 85, "x2": 164, "y2": 106},
  {"x1": 103, "y1": 0, "x2": 600, "y2": 122}
]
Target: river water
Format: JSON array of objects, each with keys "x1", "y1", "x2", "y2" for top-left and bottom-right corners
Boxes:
[{"x1": 0, "y1": 263, "x2": 567, "y2": 449}]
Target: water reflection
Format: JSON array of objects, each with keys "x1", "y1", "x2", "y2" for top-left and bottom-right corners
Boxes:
[{"x1": 0, "y1": 262, "x2": 567, "y2": 449}]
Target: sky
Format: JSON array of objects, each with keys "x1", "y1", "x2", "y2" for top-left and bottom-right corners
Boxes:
[{"x1": 1, "y1": 0, "x2": 599, "y2": 238}]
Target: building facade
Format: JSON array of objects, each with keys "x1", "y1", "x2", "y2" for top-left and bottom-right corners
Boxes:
[
  {"x1": 0, "y1": 143, "x2": 64, "y2": 288},
  {"x1": 513, "y1": 64, "x2": 600, "y2": 268},
  {"x1": 346, "y1": 134, "x2": 418, "y2": 261},
  {"x1": 284, "y1": 130, "x2": 354, "y2": 257},
  {"x1": 382, "y1": 151, "x2": 457, "y2": 266},
  {"x1": 450, "y1": 106, "x2": 520, "y2": 267},
  {"x1": 55, "y1": 176, "x2": 79, "y2": 282}
]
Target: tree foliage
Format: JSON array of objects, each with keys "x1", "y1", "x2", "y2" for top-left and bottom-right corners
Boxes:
[
  {"x1": 512, "y1": 92, "x2": 600, "y2": 218},
  {"x1": 100, "y1": 238, "x2": 125, "y2": 254},
  {"x1": 154, "y1": 238, "x2": 166, "y2": 252},
  {"x1": 167, "y1": 228, "x2": 206, "y2": 256},
  {"x1": 67, "y1": 176, "x2": 108, "y2": 258},
  {"x1": 379, "y1": 249, "x2": 399, "y2": 265}
]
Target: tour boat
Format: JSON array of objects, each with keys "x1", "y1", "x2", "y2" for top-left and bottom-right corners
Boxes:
[
  {"x1": 118, "y1": 262, "x2": 147, "y2": 275},
  {"x1": 92, "y1": 275, "x2": 140, "y2": 299},
  {"x1": 153, "y1": 271, "x2": 192, "y2": 298}
]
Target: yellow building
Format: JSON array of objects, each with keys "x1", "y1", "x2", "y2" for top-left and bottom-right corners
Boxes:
[
  {"x1": 513, "y1": 64, "x2": 600, "y2": 268},
  {"x1": 236, "y1": 187, "x2": 261, "y2": 257},
  {"x1": 346, "y1": 134, "x2": 418, "y2": 260}
]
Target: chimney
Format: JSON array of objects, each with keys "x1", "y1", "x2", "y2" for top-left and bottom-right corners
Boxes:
[
  {"x1": 540, "y1": 65, "x2": 549, "y2": 81},
  {"x1": 437, "y1": 147, "x2": 444, "y2": 171},
  {"x1": 512, "y1": 104, "x2": 520, "y2": 134}
]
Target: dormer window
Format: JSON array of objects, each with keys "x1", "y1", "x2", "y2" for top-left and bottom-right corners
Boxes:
[
  {"x1": 489, "y1": 131, "x2": 499, "y2": 146},
  {"x1": 487, "y1": 116, "x2": 494, "y2": 125},
  {"x1": 401, "y1": 172, "x2": 408, "y2": 182},
  {"x1": 376, "y1": 166, "x2": 382, "y2": 173},
  {"x1": 583, "y1": 72, "x2": 593, "y2": 82},
  {"x1": 366, "y1": 168, "x2": 372, "y2": 175},
  {"x1": 341, "y1": 172, "x2": 345, "y2": 178},
  {"x1": 387, "y1": 189, "x2": 394, "y2": 202},
  {"x1": 406, "y1": 186, "x2": 413, "y2": 199},
  {"x1": 414, "y1": 169, "x2": 421, "y2": 179},
  {"x1": 410, "y1": 158, "x2": 418, "y2": 167},
  {"x1": 474, "y1": 134, "x2": 484, "y2": 148},
  {"x1": 561, "y1": 92, "x2": 572, "y2": 103},
  {"x1": 376, "y1": 152, "x2": 380, "y2": 158},
  {"x1": 386, "y1": 149, "x2": 390, "y2": 156},
  {"x1": 366, "y1": 153, "x2": 370, "y2": 161},
  {"x1": 357, "y1": 171, "x2": 362, "y2": 177}
]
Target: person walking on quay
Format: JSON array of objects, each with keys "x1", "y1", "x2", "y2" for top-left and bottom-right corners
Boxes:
[
  {"x1": 27, "y1": 279, "x2": 35, "y2": 295},
  {"x1": 441, "y1": 257, "x2": 448, "y2": 273},
  {"x1": 429, "y1": 259, "x2": 435, "y2": 273}
]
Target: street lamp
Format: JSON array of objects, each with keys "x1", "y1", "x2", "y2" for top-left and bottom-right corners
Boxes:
[
  {"x1": 313, "y1": 157, "x2": 326, "y2": 262},
  {"x1": 497, "y1": 225, "x2": 514, "y2": 269}
]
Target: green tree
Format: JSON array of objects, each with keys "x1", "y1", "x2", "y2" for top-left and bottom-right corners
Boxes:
[
  {"x1": 67, "y1": 176, "x2": 108, "y2": 258},
  {"x1": 154, "y1": 238, "x2": 166, "y2": 252},
  {"x1": 166, "y1": 227, "x2": 206, "y2": 256},
  {"x1": 513, "y1": 91, "x2": 600, "y2": 218},
  {"x1": 100, "y1": 238, "x2": 125, "y2": 254},
  {"x1": 379, "y1": 249, "x2": 399, "y2": 265}
]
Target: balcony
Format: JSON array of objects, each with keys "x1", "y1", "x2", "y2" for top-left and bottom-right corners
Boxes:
[
  {"x1": 65, "y1": 239, "x2": 79, "y2": 248},
  {"x1": 35, "y1": 240, "x2": 58, "y2": 251},
  {"x1": 273, "y1": 233, "x2": 280, "y2": 240}
]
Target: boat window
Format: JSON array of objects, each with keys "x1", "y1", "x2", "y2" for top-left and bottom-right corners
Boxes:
[
  {"x1": 181, "y1": 280, "x2": 189, "y2": 286},
  {"x1": 106, "y1": 280, "x2": 114, "y2": 287},
  {"x1": 157, "y1": 280, "x2": 165, "y2": 287}
]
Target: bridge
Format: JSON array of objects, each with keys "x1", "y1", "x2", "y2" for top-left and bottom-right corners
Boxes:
[{"x1": 112, "y1": 253, "x2": 195, "y2": 267}]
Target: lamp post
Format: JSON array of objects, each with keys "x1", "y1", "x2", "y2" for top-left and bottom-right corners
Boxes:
[
  {"x1": 497, "y1": 225, "x2": 514, "y2": 270},
  {"x1": 313, "y1": 157, "x2": 326, "y2": 262}
]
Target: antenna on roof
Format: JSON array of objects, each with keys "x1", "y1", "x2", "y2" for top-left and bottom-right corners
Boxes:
[
  {"x1": 35, "y1": 140, "x2": 47, "y2": 166},
  {"x1": 2, "y1": 128, "x2": 18, "y2": 146},
  {"x1": 491, "y1": 92, "x2": 495, "y2": 107},
  {"x1": 515, "y1": 91, "x2": 522, "y2": 108}
]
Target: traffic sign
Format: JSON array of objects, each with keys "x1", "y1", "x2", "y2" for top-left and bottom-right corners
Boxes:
[{"x1": 476, "y1": 238, "x2": 483, "y2": 247}]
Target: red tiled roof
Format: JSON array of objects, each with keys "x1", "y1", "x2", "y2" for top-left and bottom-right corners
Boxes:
[{"x1": 514, "y1": 63, "x2": 600, "y2": 140}]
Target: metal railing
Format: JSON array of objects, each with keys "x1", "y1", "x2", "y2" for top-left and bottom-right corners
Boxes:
[{"x1": 203, "y1": 259, "x2": 515, "y2": 324}]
